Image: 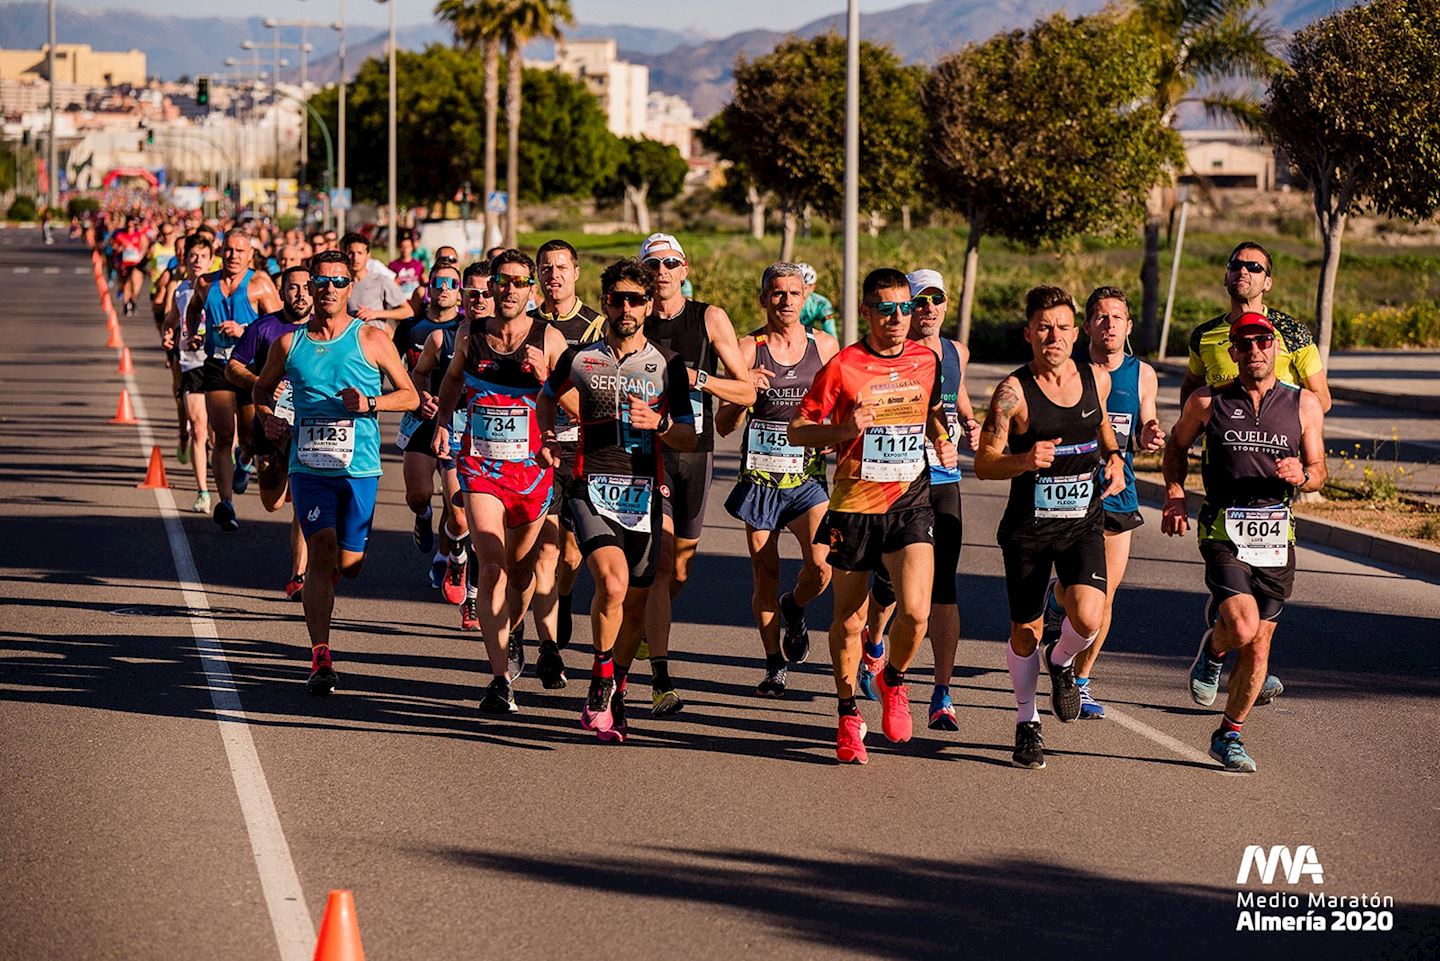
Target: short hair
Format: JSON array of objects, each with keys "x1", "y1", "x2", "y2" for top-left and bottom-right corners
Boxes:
[
  {"x1": 862, "y1": 267, "x2": 910, "y2": 301},
  {"x1": 339, "y1": 231, "x2": 369, "y2": 251},
  {"x1": 489, "y1": 248, "x2": 536, "y2": 276},
  {"x1": 1228, "y1": 241, "x2": 1273, "y2": 275},
  {"x1": 1025, "y1": 284, "x2": 1077, "y2": 321},
  {"x1": 462, "y1": 260, "x2": 490, "y2": 286},
  {"x1": 600, "y1": 258, "x2": 657, "y2": 301},
  {"x1": 279, "y1": 264, "x2": 311, "y2": 287},
  {"x1": 430, "y1": 262, "x2": 461, "y2": 282},
  {"x1": 1084, "y1": 286, "x2": 1129, "y2": 321},
  {"x1": 195, "y1": 224, "x2": 217, "y2": 237},
  {"x1": 309, "y1": 249, "x2": 354, "y2": 277},
  {"x1": 185, "y1": 232, "x2": 213, "y2": 253},
  {"x1": 537, "y1": 238, "x2": 579, "y2": 267},
  {"x1": 761, "y1": 262, "x2": 805, "y2": 296}
]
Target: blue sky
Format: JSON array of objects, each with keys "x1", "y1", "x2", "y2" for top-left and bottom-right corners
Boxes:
[{"x1": 54, "y1": 0, "x2": 915, "y2": 34}]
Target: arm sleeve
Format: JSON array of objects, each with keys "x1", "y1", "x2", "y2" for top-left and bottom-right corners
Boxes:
[
  {"x1": 543, "y1": 345, "x2": 578, "y2": 400},
  {"x1": 664, "y1": 354, "x2": 695, "y2": 422}
]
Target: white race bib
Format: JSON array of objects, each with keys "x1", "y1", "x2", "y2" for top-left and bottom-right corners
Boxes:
[
  {"x1": 469, "y1": 404, "x2": 530, "y2": 461},
  {"x1": 296, "y1": 417, "x2": 355, "y2": 470},
  {"x1": 689, "y1": 389, "x2": 705, "y2": 435},
  {"x1": 555, "y1": 408, "x2": 580, "y2": 444},
  {"x1": 395, "y1": 411, "x2": 423, "y2": 450},
  {"x1": 588, "y1": 474, "x2": 653, "y2": 533},
  {"x1": 1109, "y1": 411, "x2": 1134, "y2": 452},
  {"x1": 273, "y1": 381, "x2": 295, "y2": 426},
  {"x1": 925, "y1": 413, "x2": 962, "y2": 466},
  {"x1": 179, "y1": 346, "x2": 206, "y2": 372},
  {"x1": 1034, "y1": 472, "x2": 1094, "y2": 519},
  {"x1": 860, "y1": 424, "x2": 925, "y2": 483},
  {"x1": 746, "y1": 418, "x2": 804, "y2": 475},
  {"x1": 1224, "y1": 506, "x2": 1291, "y2": 567}
]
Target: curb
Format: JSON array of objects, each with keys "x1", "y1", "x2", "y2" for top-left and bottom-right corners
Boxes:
[
  {"x1": 1133, "y1": 476, "x2": 1440, "y2": 582},
  {"x1": 1151, "y1": 361, "x2": 1440, "y2": 415}
]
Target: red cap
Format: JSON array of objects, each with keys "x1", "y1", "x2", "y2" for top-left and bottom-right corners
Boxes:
[{"x1": 1229, "y1": 311, "x2": 1274, "y2": 337}]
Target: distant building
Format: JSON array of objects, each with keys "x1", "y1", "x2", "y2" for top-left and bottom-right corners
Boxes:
[
  {"x1": 532, "y1": 39, "x2": 648, "y2": 138},
  {"x1": 1179, "y1": 129, "x2": 1277, "y2": 191},
  {"x1": 644, "y1": 92, "x2": 698, "y2": 159},
  {"x1": 0, "y1": 44, "x2": 146, "y2": 88}
]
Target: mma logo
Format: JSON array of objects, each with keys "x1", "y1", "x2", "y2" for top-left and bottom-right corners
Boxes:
[{"x1": 1236, "y1": 845, "x2": 1324, "y2": 885}]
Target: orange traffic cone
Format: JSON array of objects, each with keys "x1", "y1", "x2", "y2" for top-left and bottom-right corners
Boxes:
[
  {"x1": 106, "y1": 306, "x2": 119, "y2": 327},
  {"x1": 109, "y1": 388, "x2": 138, "y2": 425},
  {"x1": 117, "y1": 347, "x2": 135, "y2": 374},
  {"x1": 313, "y1": 890, "x2": 366, "y2": 961},
  {"x1": 101, "y1": 290, "x2": 113, "y2": 312},
  {"x1": 136, "y1": 445, "x2": 169, "y2": 489},
  {"x1": 107, "y1": 323, "x2": 124, "y2": 349}
]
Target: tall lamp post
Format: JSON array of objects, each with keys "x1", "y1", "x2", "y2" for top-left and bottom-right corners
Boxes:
[
  {"x1": 46, "y1": 0, "x2": 58, "y2": 213},
  {"x1": 242, "y1": 37, "x2": 308, "y2": 223},
  {"x1": 374, "y1": 0, "x2": 397, "y2": 259},
  {"x1": 841, "y1": 0, "x2": 859, "y2": 346},
  {"x1": 264, "y1": 1, "x2": 336, "y2": 201}
]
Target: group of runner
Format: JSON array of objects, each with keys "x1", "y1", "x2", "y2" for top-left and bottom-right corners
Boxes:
[{"x1": 96, "y1": 212, "x2": 1328, "y2": 772}]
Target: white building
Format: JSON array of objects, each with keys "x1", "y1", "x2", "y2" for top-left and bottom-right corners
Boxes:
[
  {"x1": 533, "y1": 39, "x2": 649, "y2": 138},
  {"x1": 644, "y1": 91, "x2": 698, "y2": 159},
  {"x1": 1180, "y1": 129, "x2": 1278, "y2": 191}
]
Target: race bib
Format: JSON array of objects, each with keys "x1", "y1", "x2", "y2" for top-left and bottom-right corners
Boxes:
[
  {"x1": 689, "y1": 389, "x2": 705, "y2": 435},
  {"x1": 179, "y1": 346, "x2": 206, "y2": 372},
  {"x1": 121, "y1": 247, "x2": 143, "y2": 265},
  {"x1": 469, "y1": 404, "x2": 530, "y2": 461},
  {"x1": 555, "y1": 408, "x2": 580, "y2": 444},
  {"x1": 210, "y1": 343, "x2": 234, "y2": 362},
  {"x1": 1034, "y1": 472, "x2": 1094, "y2": 519},
  {"x1": 1224, "y1": 506, "x2": 1291, "y2": 567},
  {"x1": 588, "y1": 474, "x2": 653, "y2": 533},
  {"x1": 273, "y1": 381, "x2": 295, "y2": 426},
  {"x1": 395, "y1": 411, "x2": 423, "y2": 451},
  {"x1": 296, "y1": 417, "x2": 355, "y2": 470},
  {"x1": 1109, "y1": 412, "x2": 1134, "y2": 452},
  {"x1": 925, "y1": 413, "x2": 962, "y2": 469},
  {"x1": 860, "y1": 424, "x2": 925, "y2": 483},
  {"x1": 746, "y1": 418, "x2": 804, "y2": 475}
]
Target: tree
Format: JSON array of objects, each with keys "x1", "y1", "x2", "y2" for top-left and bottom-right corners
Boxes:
[
  {"x1": 603, "y1": 137, "x2": 689, "y2": 235},
  {"x1": 1132, "y1": 0, "x2": 1281, "y2": 351},
  {"x1": 435, "y1": 0, "x2": 505, "y2": 246},
  {"x1": 516, "y1": 68, "x2": 624, "y2": 201},
  {"x1": 1264, "y1": 0, "x2": 1440, "y2": 364},
  {"x1": 925, "y1": 11, "x2": 1183, "y2": 345},
  {"x1": 715, "y1": 34, "x2": 925, "y2": 261},
  {"x1": 697, "y1": 113, "x2": 766, "y2": 239}
]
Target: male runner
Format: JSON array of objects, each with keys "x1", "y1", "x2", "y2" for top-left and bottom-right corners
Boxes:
[
  {"x1": 1163, "y1": 311, "x2": 1326, "y2": 771},
  {"x1": 186, "y1": 230, "x2": 282, "y2": 531},
  {"x1": 147, "y1": 221, "x2": 178, "y2": 327},
  {"x1": 389, "y1": 232, "x2": 425, "y2": 295},
  {"x1": 973, "y1": 285, "x2": 1125, "y2": 770},
  {"x1": 253, "y1": 250, "x2": 419, "y2": 694},
  {"x1": 795, "y1": 263, "x2": 838, "y2": 338},
  {"x1": 537, "y1": 258, "x2": 696, "y2": 742},
  {"x1": 407, "y1": 246, "x2": 462, "y2": 315},
  {"x1": 433, "y1": 249, "x2": 569, "y2": 714},
  {"x1": 227, "y1": 264, "x2": 314, "y2": 600},
  {"x1": 112, "y1": 215, "x2": 150, "y2": 315},
  {"x1": 790, "y1": 267, "x2": 958, "y2": 765},
  {"x1": 161, "y1": 232, "x2": 212, "y2": 512},
  {"x1": 342, "y1": 232, "x2": 410, "y2": 329},
  {"x1": 715, "y1": 263, "x2": 838, "y2": 697},
  {"x1": 640, "y1": 233, "x2": 756, "y2": 710}
]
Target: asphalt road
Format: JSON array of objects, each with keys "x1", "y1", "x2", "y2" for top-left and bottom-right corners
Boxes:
[{"x1": 2, "y1": 227, "x2": 1438, "y2": 960}]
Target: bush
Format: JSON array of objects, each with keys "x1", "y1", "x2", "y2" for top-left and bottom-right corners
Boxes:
[
  {"x1": 1336, "y1": 300, "x2": 1440, "y2": 348},
  {"x1": 67, "y1": 197, "x2": 99, "y2": 218},
  {"x1": 7, "y1": 195, "x2": 37, "y2": 221}
]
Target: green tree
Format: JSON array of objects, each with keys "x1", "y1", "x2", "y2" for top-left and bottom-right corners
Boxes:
[
  {"x1": 1264, "y1": 0, "x2": 1440, "y2": 363},
  {"x1": 435, "y1": 0, "x2": 506, "y2": 245},
  {"x1": 516, "y1": 68, "x2": 623, "y2": 201},
  {"x1": 698, "y1": 112, "x2": 767, "y2": 239},
  {"x1": 715, "y1": 34, "x2": 925, "y2": 261},
  {"x1": 925, "y1": 10, "x2": 1183, "y2": 345},
  {"x1": 602, "y1": 137, "x2": 689, "y2": 235}
]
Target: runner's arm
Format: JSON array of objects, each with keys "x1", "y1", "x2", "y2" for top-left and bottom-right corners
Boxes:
[
  {"x1": 358, "y1": 325, "x2": 420, "y2": 413},
  {"x1": 1284, "y1": 389, "x2": 1328, "y2": 493},
  {"x1": 250, "y1": 272, "x2": 282, "y2": 314},
  {"x1": 1160, "y1": 390, "x2": 1212, "y2": 535},
  {"x1": 972, "y1": 378, "x2": 1038, "y2": 480},
  {"x1": 1093, "y1": 366, "x2": 1126, "y2": 497},
  {"x1": 713, "y1": 336, "x2": 758, "y2": 438},
  {"x1": 659, "y1": 353, "x2": 698, "y2": 452},
  {"x1": 701, "y1": 305, "x2": 759, "y2": 407},
  {"x1": 433, "y1": 320, "x2": 470, "y2": 425},
  {"x1": 1297, "y1": 362, "x2": 1332, "y2": 414},
  {"x1": 184, "y1": 274, "x2": 209, "y2": 340},
  {"x1": 252, "y1": 332, "x2": 292, "y2": 418},
  {"x1": 1137, "y1": 361, "x2": 1166, "y2": 451}
]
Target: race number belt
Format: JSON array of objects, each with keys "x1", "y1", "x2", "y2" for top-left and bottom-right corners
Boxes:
[
  {"x1": 746, "y1": 418, "x2": 804, "y2": 474},
  {"x1": 296, "y1": 417, "x2": 355, "y2": 470},
  {"x1": 860, "y1": 424, "x2": 925, "y2": 483},
  {"x1": 1224, "y1": 506, "x2": 1291, "y2": 567},
  {"x1": 1034, "y1": 471, "x2": 1094, "y2": 519},
  {"x1": 588, "y1": 473, "x2": 653, "y2": 533},
  {"x1": 469, "y1": 404, "x2": 530, "y2": 461}
]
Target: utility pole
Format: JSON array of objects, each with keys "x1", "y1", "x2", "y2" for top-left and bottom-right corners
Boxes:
[
  {"x1": 46, "y1": 0, "x2": 58, "y2": 212},
  {"x1": 841, "y1": 0, "x2": 860, "y2": 346}
]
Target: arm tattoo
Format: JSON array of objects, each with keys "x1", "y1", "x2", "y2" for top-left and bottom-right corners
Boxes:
[{"x1": 981, "y1": 382, "x2": 1021, "y2": 436}]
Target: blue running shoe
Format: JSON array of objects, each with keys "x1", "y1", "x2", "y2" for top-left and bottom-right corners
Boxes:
[
  {"x1": 928, "y1": 689, "x2": 958, "y2": 731},
  {"x1": 1077, "y1": 681, "x2": 1106, "y2": 719},
  {"x1": 1255, "y1": 674, "x2": 1284, "y2": 706},
  {"x1": 232, "y1": 453, "x2": 252, "y2": 495},
  {"x1": 1209, "y1": 729, "x2": 1257, "y2": 773},
  {"x1": 1189, "y1": 630, "x2": 1224, "y2": 706}
]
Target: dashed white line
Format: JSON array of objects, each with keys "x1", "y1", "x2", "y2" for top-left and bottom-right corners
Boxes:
[
  {"x1": 1106, "y1": 705, "x2": 1225, "y2": 769},
  {"x1": 13, "y1": 266, "x2": 30, "y2": 273},
  {"x1": 43, "y1": 267, "x2": 59, "y2": 274}
]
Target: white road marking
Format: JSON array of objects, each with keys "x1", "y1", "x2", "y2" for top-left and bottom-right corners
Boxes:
[
  {"x1": 43, "y1": 267, "x2": 59, "y2": 274},
  {"x1": 13, "y1": 266, "x2": 30, "y2": 273},
  {"x1": 1106, "y1": 705, "x2": 1223, "y2": 769},
  {"x1": 119, "y1": 333, "x2": 315, "y2": 961},
  {"x1": 74, "y1": 266, "x2": 88, "y2": 274}
]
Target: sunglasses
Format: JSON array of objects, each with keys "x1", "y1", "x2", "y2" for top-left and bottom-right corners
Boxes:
[
  {"x1": 430, "y1": 276, "x2": 459, "y2": 290},
  {"x1": 491, "y1": 274, "x2": 536, "y2": 289},
  {"x1": 605, "y1": 290, "x2": 651, "y2": 308},
  {"x1": 435, "y1": 256, "x2": 458, "y2": 265},
  {"x1": 866, "y1": 300, "x2": 915, "y2": 317},
  {"x1": 312, "y1": 275, "x2": 352, "y2": 289},
  {"x1": 643, "y1": 256, "x2": 684, "y2": 271},
  {"x1": 1227, "y1": 259, "x2": 1268, "y2": 275},
  {"x1": 911, "y1": 293, "x2": 946, "y2": 307},
  {"x1": 462, "y1": 285, "x2": 489, "y2": 297},
  {"x1": 1230, "y1": 334, "x2": 1275, "y2": 350}
]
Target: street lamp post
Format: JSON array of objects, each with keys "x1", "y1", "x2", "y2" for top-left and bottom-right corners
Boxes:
[
  {"x1": 46, "y1": 0, "x2": 58, "y2": 214},
  {"x1": 841, "y1": 0, "x2": 860, "y2": 346},
  {"x1": 265, "y1": 2, "x2": 342, "y2": 224},
  {"x1": 376, "y1": 0, "x2": 397, "y2": 260},
  {"x1": 337, "y1": 0, "x2": 348, "y2": 232},
  {"x1": 242, "y1": 37, "x2": 307, "y2": 223}
]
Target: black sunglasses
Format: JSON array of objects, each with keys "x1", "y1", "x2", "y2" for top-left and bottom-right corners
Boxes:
[
  {"x1": 1230, "y1": 334, "x2": 1275, "y2": 350},
  {"x1": 605, "y1": 290, "x2": 650, "y2": 308},
  {"x1": 1227, "y1": 259, "x2": 1268, "y2": 275},
  {"x1": 312, "y1": 275, "x2": 352, "y2": 289},
  {"x1": 643, "y1": 256, "x2": 684, "y2": 271}
]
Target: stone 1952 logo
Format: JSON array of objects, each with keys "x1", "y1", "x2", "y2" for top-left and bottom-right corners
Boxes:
[{"x1": 1233, "y1": 846, "x2": 1396, "y2": 933}]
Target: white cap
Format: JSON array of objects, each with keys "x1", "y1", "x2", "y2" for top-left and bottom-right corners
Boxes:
[
  {"x1": 906, "y1": 269, "x2": 946, "y2": 297},
  {"x1": 795, "y1": 262, "x2": 817, "y2": 286},
  {"x1": 639, "y1": 233, "x2": 685, "y2": 260}
]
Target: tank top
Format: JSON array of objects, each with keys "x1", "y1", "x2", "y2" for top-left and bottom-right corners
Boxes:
[
  {"x1": 285, "y1": 319, "x2": 382, "y2": 478},
  {"x1": 1101, "y1": 353, "x2": 1141, "y2": 513},
  {"x1": 999, "y1": 361, "x2": 1104, "y2": 539},
  {"x1": 534, "y1": 301, "x2": 604, "y2": 447},
  {"x1": 926, "y1": 338, "x2": 964, "y2": 485},
  {"x1": 740, "y1": 330, "x2": 826, "y2": 488},
  {"x1": 203, "y1": 269, "x2": 260, "y2": 361},
  {"x1": 460, "y1": 320, "x2": 548, "y2": 467},
  {"x1": 646, "y1": 299, "x2": 718, "y2": 452},
  {"x1": 1199, "y1": 380, "x2": 1303, "y2": 545}
]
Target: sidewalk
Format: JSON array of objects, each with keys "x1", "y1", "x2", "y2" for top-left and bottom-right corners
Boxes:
[{"x1": 1155, "y1": 349, "x2": 1440, "y2": 414}]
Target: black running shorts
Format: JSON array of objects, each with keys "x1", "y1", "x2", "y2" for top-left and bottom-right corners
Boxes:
[
  {"x1": 661, "y1": 449, "x2": 712, "y2": 541},
  {"x1": 1000, "y1": 524, "x2": 1107, "y2": 625},
  {"x1": 1200, "y1": 540, "x2": 1295, "y2": 622},
  {"x1": 566, "y1": 484, "x2": 664, "y2": 588},
  {"x1": 817, "y1": 506, "x2": 934, "y2": 573}
]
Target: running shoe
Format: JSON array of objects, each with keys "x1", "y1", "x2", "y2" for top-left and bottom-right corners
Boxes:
[
  {"x1": 460, "y1": 597, "x2": 480, "y2": 632},
  {"x1": 508, "y1": 624, "x2": 526, "y2": 678},
  {"x1": 429, "y1": 554, "x2": 448, "y2": 590},
  {"x1": 857, "y1": 628, "x2": 885, "y2": 702},
  {"x1": 192, "y1": 490, "x2": 212, "y2": 514},
  {"x1": 536, "y1": 641, "x2": 567, "y2": 690},
  {"x1": 213, "y1": 498, "x2": 239, "y2": 532},
  {"x1": 1042, "y1": 641, "x2": 1081, "y2": 723},
  {"x1": 835, "y1": 714, "x2": 869, "y2": 764},
  {"x1": 756, "y1": 663, "x2": 788, "y2": 698},
  {"x1": 779, "y1": 591, "x2": 810, "y2": 664},
  {"x1": 479, "y1": 676, "x2": 519, "y2": 715},
  {"x1": 928, "y1": 689, "x2": 959, "y2": 731},
  {"x1": 1188, "y1": 629, "x2": 1224, "y2": 706},
  {"x1": 599, "y1": 690, "x2": 628, "y2": 744},
  {"x1": 1077, "y1": 682, "x2": 1106, "y2": 719},
  {"x1": 1042, "y1": 577, "x2": 1065, "y2": 643},
  {"x1": 1011, "y1": 721, "x2": 1045, "y2": 769},
  {"x1": 1255, "y1": 674, "x2": 1284, "y2": 706},
  {"x1": 306, "y1": 645, "x2": 337, "y2": 696},
  {"x1": 283, "y1": 573, "x2": 305, "y2": 602},
  {"x1": 412, "y1": 509, "x2": 434, "y2": 554},
  {"x1": 651, "y1": 686, "x2": 684, "y2": 717},
  {"x1": 581, "y1": 675, "x2": 616, "y2": 735},
  {"x1": 232, "y1": 454, "x2": 252, "y2": 495},
  {"x1": 874, "y1": 669, "x2": 913, "y2": 743},
  {"x1": 1209, "y1": 729, "x2": 1258, "y2": 773},
  {"x1": 441, "y1": 555, "x2": 467, "y2": 605}
]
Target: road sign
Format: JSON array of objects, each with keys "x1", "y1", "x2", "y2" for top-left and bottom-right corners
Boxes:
[
  {"x1": 486, "y1": 190, "x2": 508, "y2": 214},
  {"x1": 329, "y1": 188, "x2": 352, "y2": 211}
]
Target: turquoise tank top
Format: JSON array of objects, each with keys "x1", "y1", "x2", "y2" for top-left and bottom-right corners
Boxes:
[
  {"x1": 1102, "y1": 353, "x2": 1141, "y2": 513},
  {"x1": 285, "y1": 318, "x2": 383, "y2": 478},
  {"x1": 203, "y1": 268, "x2": 260, "y2": 360}
]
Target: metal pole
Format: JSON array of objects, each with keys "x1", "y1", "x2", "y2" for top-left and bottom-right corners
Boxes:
[
  {"x1": 273, "y1": 43, "x2": 282, "y2": 223},
  {"x1": 47, "y1": 0, "x2": 58, "y2": 211},
  {"x1": 337, "y1": 0, "x2": 347, "y2": 232},
  {"x1": 386, "y1": 0, "x2": 397, "y2": 260},
  {"x1": 299, "y1": 5, "x2": 309, "y2": 197},
  {"x1": 1158, "y1": 186, "x2": 1190, "y2": 361},
  {"x1": 841, "y1": 0, "x2": 860, "y2": 346}
]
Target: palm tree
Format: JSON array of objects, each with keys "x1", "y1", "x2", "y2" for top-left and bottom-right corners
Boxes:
[
  {"x1": 435, "y1": 0, "x2": 505, "y2": 247},
  {"x1": 1133, "y1": 0, "x2": 1281, "y2": 352}
]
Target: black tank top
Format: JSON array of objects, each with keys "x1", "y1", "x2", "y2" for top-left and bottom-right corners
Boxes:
[
  {"x1": 646, "y1": 299, "x2": 717, "y2": 451},
  {"x1": 740, "y1": 330, "x2": 826, "y2": 486},
  {"x1": 1000, "y1": 361, "x2": 1104, "y2": 538},
  {"x1": 1200, "y1": 381, "x2": 1303, "y2": 527},
  {"x1": 464, "y1": 318, "x2": 548, "y2": 390}
]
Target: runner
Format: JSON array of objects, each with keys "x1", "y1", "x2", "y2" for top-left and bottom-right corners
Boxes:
[
  {"x1": 537, "y1": 257, "x2": 696, "y2": 741},
  {"x1": 185, "y1": 230, "x2": 283, "y2": 531},
  {"x1": 795, "y1": 263, "x2": 838, "y2": 338},
  {"x1": 640, "y1": 233, "x2": 756, "y2": 711},
  {"x1": 342, "y1": 232, "x2": 410, "y2": 330},
  {"x1": 389, "y1": 231, "x2": 425, "y2": 296},
  {"x1": 715, "y1": 263, "x2": 838, "y2": 697},
  {"x1": 530, "y1": 239, "x2": 605, "y2": 662},
  {"x1": 1162, "y1": 311, "x2": 1326, "y2": 772},
  {"x1": 252, "y1": 250, "x2": 419, "y2": 694},
  {"x1": 112, "y1": 215, "x2": 151, "y2": 315},
  {"x1": 227, "y1": 264, "x2": 314, "y2": 600},
  {"x1": 973, "y1": 285, "x2": 1125, "y2": 770},
  {"x1": 160, "y1": 232, "x2": 212, "y2": 512},
  {"x1": 407, "y1": 246, "x2": 462, "y2": 315},
  {"x1": 147, "y1": 221, "x2": 178, "y2": 328},
  {"x1": 432, "y1": 249, "x2": 569, "y2": 714},
  {"x1": 789, "y1": 267, "x2": 958, "y2": 765}
]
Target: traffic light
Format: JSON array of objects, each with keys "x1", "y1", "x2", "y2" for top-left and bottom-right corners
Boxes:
[
  {"x1": 197, "y1": 76, "x2": 210, "y2": 108},
  {"x1": 146, "y1": 129, "x2": 154, "y2": 145}
]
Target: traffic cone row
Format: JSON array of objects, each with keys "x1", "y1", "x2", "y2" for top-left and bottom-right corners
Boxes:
[{"x1": 314, "y1": 890, "x2": 366, "y2": 961}]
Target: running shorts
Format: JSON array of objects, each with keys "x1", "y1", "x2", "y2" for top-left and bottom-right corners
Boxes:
[
  {"x1": 816, "y1": 506, "x2": 934, "y2": 573},
  {"x1": 291, "y1": 473, "x2": 379, "y2": 553},
  {"x1": 1200, "y1": 540, "x2": 1295, "y2": 622},
  {"x1": 1000, "y1": 524, "x2": 1106, "y2": 624}
]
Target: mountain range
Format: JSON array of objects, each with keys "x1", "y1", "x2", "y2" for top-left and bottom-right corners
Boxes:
[{"x1": 1, "y1": 0, "x2": 1353, "y2": 118}]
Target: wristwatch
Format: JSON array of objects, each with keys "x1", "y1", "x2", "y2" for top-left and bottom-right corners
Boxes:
[
  {"x1": 693, "y1": 369, "x2": 710, "y2": 392},
  {"x1": 1301, "y1": 468, "x2": 1311, "y2": 487},
  {"x1": 656, "y1": 412, "x2": 673, "y2": 434},
  {"x1": 366, "y1": 395, "x2": 377, "y2": 414}
]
